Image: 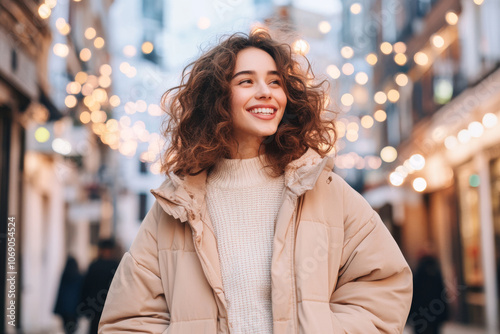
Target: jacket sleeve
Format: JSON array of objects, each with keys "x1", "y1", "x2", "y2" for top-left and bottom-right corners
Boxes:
[
  {"x1": 329, "y1": 180, "x2": 413, "y2": 333},
  {"x1": 99, "y1": 201, "x2": 170, "y2": 333}
]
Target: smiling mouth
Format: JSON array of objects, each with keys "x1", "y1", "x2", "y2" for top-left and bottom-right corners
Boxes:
[{"x1": 247, "y1": 107, "x2": 276, "y2": 115}]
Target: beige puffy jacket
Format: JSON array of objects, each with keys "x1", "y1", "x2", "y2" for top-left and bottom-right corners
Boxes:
[{"x1": 99, "y1": 149, "x2": 412, "y2": 333}]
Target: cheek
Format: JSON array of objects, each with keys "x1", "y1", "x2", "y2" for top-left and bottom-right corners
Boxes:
[{"x1": 278, "y1": 89, "x2": 288, "y2": 109}]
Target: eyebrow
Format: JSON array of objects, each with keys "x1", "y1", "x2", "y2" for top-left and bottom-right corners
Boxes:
[{"x1": 232, "y1": 70, "x2": 280, "y2": 79}]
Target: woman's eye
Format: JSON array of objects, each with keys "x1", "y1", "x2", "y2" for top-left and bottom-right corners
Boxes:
[
  {"x1": 270, "y1": 79, "x2": 281, "y2": 85},
  {"x1": 238, "y1": 79, "x2": 252, "y2": 85}
]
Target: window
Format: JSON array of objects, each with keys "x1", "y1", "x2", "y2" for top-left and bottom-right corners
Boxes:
[
  {"x1": 142, "y1": 0, "x2": 163, "y2": 25},
  {"x1": 138, "y1": 193, "x2": 147, "y2": 221},
  {"x1": 139, "y1": 161, "x2": 148, "y2": 174}
]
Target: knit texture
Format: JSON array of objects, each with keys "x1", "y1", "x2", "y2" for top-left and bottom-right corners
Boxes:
[{"x1": 206, "y1": 156, "x2": 285, "y2": 333}]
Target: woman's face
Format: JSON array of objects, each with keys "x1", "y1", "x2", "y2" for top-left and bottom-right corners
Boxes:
[{"x1": 229, "y1": 47, "x2": 287, "y2": 157}]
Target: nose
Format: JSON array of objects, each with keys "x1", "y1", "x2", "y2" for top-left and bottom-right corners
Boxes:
[{"x1": 255, "y1": 81, "x2": 271, "y2": 99}]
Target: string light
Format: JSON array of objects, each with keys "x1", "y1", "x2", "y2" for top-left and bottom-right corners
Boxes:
[
  {"x1": 341, "y1": 93, "x2": 354, "y2": 107},
  {"x1": 374, "y1": 110, "x2": 387, "y2": 122},
  {"x1": 123, "y1": 45, "x2": 137, "y2": 58},
  {"x1": 292, "y1": 39, "x2": 310, "y2": 55},
  {"x1": 431, "y1": 34, "x2": 445, "y2": 48},
  {"x1": 413, "y1": 178, "x2": 427, "y2": 192},
  {"x1": 380, "y1": 42, "x2": 393, "y2": 55},
  {"x1": 394, "y1": 53, "x2": 407, "y2": 66},
  {"x1": 318, "y1": 21, "x2": 331, "y2": 34},
  {"x1": 482, "y1": 113, "x2": 498, "y2": 128},
  {"x1": 197, "y1": 17, "x2": 211, "y2": 30},
  {"x1": 85, "y1": 27, "x2": 96, "y2": 39},
  {"x1": 393, "y1": 42, "x2": 407, "y2": 54},
  {"x1": 53, "y1": 43, "x2": 69, "y2": 57},
  {"x1": 38, "y1": 4, "x2": 51, "y2": 19},
  {"x1": 94, "y1": 37, "x2": 105, "y2": 49},
  {"x1": 342, "y1": 63, "x2": 354, "y2": 76},
  {"x1": 355, "y1": 72, "x2": 369, "y2": 85},
  {"x1": 327, "y1": 65, "x2": 341, "y2": 79},
  {"x1": 380, "y1": 146, "x2": 398, "y2": 163},
  {"x1": 341, "y1": 46, "x2": 354, "y2": 59},
  {"x1": 350, "y1": 3, "x2": 362, "y2": 14},
  {"x1": 366, "y1": 53, "x2": 378, "y2": 66},
  {"x1": 142, "y1": 41, "x2": 154, "y2": 54},
  {"x1": 387, "y1": 89, "x2": 400, "y2": 103},
  {"x1": 80, "y1": 48, "x2": 92, "y2": 62},
  {"x1": 374, "y1": 91, "x2": 387, "y2": 104},
  {"x1": 414, "y1": 52, "x2": 429, "y2": 66},
  {"x1": 361, "y1": 115, "x2": 374, "y2": 129},
  {"x1": 395, "y1": 73, "x2": 409, "y2": 87},
  {"x1": 445, "y1": 12, "x2": 459, "y2": 25}
]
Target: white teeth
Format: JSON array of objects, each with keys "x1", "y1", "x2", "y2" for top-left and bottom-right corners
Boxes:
[{"x1": 248, "y1": 108, "x2": 275, "y2": 115}]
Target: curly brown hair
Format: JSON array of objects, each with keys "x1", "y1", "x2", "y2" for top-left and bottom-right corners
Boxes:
[{"x1": 161, "y1": 30, "x2": 336, "y2": 176}]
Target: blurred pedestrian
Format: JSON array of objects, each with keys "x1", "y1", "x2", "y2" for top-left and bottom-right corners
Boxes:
[
  {"x1": 54, "y1": 255, "x2": 82, "y2": 334},
  {"x1": 409, "y1": 251, "x2": 448, "y2": 334},
  {"x1": 100, "y1": 30, "x2": 412, "y2": 333},
  {"x1": 80, "y1": 239, "x2": 119, "y2": 334}
]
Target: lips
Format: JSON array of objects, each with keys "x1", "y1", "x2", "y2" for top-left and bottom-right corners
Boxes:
[{"x1": 247, "y1": 105, "x2": 277, "y2": 115}]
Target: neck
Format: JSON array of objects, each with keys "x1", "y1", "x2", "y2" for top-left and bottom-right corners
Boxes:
[{"x1": 230, "y1": 137, "x2": 263, "y2": 159}]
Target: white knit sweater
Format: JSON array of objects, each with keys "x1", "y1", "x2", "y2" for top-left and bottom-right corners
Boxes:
[{"x1": 206, "y1": 156, "x2": 285, "y2": 333}]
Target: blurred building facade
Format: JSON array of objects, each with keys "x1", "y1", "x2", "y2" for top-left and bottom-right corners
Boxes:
[
  {"x1": 357, "y1": 0, "x2": 500, "y2": 332},
  {"x1": 1, "y1": 0, "x2": 115, "y2": 332}
]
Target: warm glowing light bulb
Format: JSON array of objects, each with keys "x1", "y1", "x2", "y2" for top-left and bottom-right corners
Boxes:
[
  {"x1": 80, "y1": 48, "x2": 92, "y2": 62},
  {"x1": 94, "y1": 37, "x2": 105, "y2": 49},
  {"x1": 432, "y1": 34, "x2": 445, "y2": 48},
  {"x1": 350, "y1": 3, "x2": 362, "y2": 14},
  {"x1": 393, "y1": 42, "x2": 407, "y2": 54},
  {"x1": 395, "y1": 73, "x2": 409, "y2": 87},
  {"x1": 38, "y1": 4, "x2": 51, "y2": 19},
  {"x1": 341, "y1": 93, "x2": 354, "y2": 106},
  {"x1": 444, "y1": 136, "x2": 458, "y2": 149},
  {"x1": 197, "y1": 17, "x2": 211, "y2": 30},
  {"x1": 387, "y1": 89, "x2": 400, "y2": 103},
  {"x1": 482, "y1": 113, "x2": 498, "y2": 128},
  {"x1": 123, "y1": 45, "x2": 137, "y2": 57},
  {"x1": 374, "y1": 110, "x2": 387, "y2": 122},
  {"x1": 318, "y1": 21, "x2": 331, "y2": 34},
  {"x1": 394, "y1": 53, "x2": 407, "y2": 66},
  {"x1": 390, "y1": 172, "x2": 404, "y2": 186},
  {"x1": 414, "y1": 52, "x2": 429, "y2": 66},
  {"x1": 361, "y1": 115, "x2": 374, "y2": 129},
  {"x1": 366, "y1": 53, "x2": 378, "y2": 66},
  {"x1": 457, "y1": 129, "x2": 471, "y2": 143},
  {"x1": 292, "y1": 39, "x2": 310, "y2": 55},
  {"x1": 341, "y1": 46, "x2": 354, "y2": 59},
  {"x1": 468, "y1": 121, "x2": 484, "y2": 137},
  {"x1": 65, "y1": 95, "x2": 78, "y2": 108},
  {"x1": 380, "y1": 146, "x2": 398, "y2": 163},
  {"x1": 53, "y1": 43, "x2": 69, "y2": 57},
  {"x1": 355, "y1": 72, "x2": 369, "y2": 85},
  {"x1": 327, "y1": 65, "x2": 341, "y2": 79},
  {"x1": 142, "y1": 41, "x2": 154, "y2": 54},
  {"x1": 380, "y1": 42, "x2": 393, "y2": 55},
  {"x1": 409, "y1": 154, "x2": 425, "y2": 170},
  {"x1": 374, "y1": 91, "x2": 387, "y2": 104},
  {"x1": 85, "y1": 27, "x2": 96, "y2": 39},
  {"x1": 342, "y1": 63, "x2": 354, "y2": 76},
  {"x1": 446, "y1": 12, "x2": 459, "y2": 25},
  {"x1": 413, "y1": 177, "x2": 427, "y2": 192},
  {"x1": 35, "y1": 127, "x2": 50, "y2": 142}
]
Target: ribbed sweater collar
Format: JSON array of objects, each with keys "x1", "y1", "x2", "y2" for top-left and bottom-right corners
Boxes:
[{"x1": 207, "y1": 155, "x2": 277, "y2": 189}]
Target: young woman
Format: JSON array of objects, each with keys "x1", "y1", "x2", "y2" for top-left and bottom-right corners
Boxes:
[{"x1": 99, "y1": 31, "x2": 412, "y2": 333}]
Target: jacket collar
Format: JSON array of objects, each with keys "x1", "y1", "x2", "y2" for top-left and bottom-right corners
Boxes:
[{"x1": 150, "y1": 148, "x2": 334, "y2": 223}]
